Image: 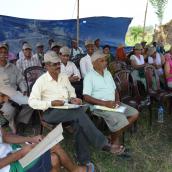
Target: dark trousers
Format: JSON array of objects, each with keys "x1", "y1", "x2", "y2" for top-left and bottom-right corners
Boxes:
[
  {"x1": 26, "y1": 151, "x2": 51, "y2": 172},
  {"x1": 43, "y1": 107, "x2": 108, "y2": 164}
]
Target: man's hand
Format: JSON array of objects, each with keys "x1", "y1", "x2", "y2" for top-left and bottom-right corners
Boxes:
[
  {"x1": 104, "y1": 100, "x2": 120, "y2": 108},
  {"x1": 70, "y1": 98, "x2": 82, "y2": 105},
  {"x1": 23, "y1": 91, "x2": 27, "y2": 96},
  {"x1": 0, "y1": 94, "x2": 9, "y2": 103},
  {"x1": 69, "y1": 75, "x2": 80, "y2": 82},
  {"x1": 51, "y1": 100, "x2": 64, "y2": 106},
  {"x1": 29, "y1": 135, "x2": 43, "y2": 144},
  {"x1": 21, "y1": 144, "x2": 35, "y2": 157}
]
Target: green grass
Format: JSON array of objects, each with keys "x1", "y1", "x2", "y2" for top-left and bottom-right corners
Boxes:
[
  {"x1": 8, "y1": 106, "x2": 172, "y2": 172},
  {"x1": 60, "y1": 107, "x2": 172, "y2": 172}
]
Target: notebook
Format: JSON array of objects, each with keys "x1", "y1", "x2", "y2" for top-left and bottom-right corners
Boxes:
[
  {"x1": 51, "y1": 103, "x2": 81, "y2": 109},
  {"x1": 19, "y1": 124, "x2": 63, "y2": 168},
  {"x1": 93, "y1": 105, "x2": 126, "y2": 113}
]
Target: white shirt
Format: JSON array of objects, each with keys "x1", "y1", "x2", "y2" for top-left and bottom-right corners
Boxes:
[
  {"x1": 60, "y1": 61, "x2": 81, "y2": 79},
  {"x1": 0, "y1": 127, "x2": 12, "y2": 172},
  {"x1": 28, "y1": 72, "x2": 76, "y2": 111},
  {"x1": 130, "y1": 54, "x2": 145, "y2": 65},
  {"x1": 148, "y1": 53, "x2": 163, "y2": 75},
  {"x1": 80, "y1": 54, "x2": 93, "y2": 78}
]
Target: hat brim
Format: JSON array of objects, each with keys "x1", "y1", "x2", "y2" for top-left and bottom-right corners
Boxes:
[
  {"x1": 0, "y1": 86, "x2": 28, "y2": 105},
  {"x1": 43, "y1": 58, "x2": 60, "y2": 64},
  {"x1": 0, "y1": 86, "x2": 18, "y2": 98},
  {"x1": 0, "y1": 45, "x2": 8, "y2": 50}
]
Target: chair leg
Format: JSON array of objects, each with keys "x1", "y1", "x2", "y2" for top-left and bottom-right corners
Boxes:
[
  {"x1": 133, "y1": 121, "x2": 138, "y2": 133},
  {"x1": 149, "y1": 105, "x2": 152, "y2": 127},
  {"x1": 122, "y1": 132, "x2": 125, "y2": 145},
  {"x1": 40, "y1": 125, "x2": 43, "y2": 134}
]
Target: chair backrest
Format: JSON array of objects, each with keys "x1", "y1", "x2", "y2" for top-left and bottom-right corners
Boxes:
[
  {"x1": 114, "y1": 69, "x2": 133, "y2": 100},
  {"x1": 24, "y1": 66, "x2": 46, "y2": 95},
  {"x1": 109, "y1": 60, "x2": 127, "y2": 76},
  {"x1": 144, "y1": 65, "x2": 161, "y2": 91}
]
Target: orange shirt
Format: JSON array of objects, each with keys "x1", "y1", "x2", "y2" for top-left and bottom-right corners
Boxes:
[{"x1": 115, "y1": 47, "x2": 126, "y2": 61}]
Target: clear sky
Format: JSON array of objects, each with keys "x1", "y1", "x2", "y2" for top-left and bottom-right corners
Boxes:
[{"x1": 0, "y1": 0, "x2": 171, "y2": 27}]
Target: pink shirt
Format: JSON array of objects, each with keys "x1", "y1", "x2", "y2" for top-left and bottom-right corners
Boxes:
[{"x1": 166, "y1": 58, "x2": 172, "y2": 82}]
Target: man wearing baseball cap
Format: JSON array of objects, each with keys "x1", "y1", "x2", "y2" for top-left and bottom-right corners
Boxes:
[
  {"x1": 80, "y1": 40, "x2": 94, "y2": 78},
  {"x1": 16, "y1": 43, "x2": 41, "y2": 74},
  {"x1": 29, "y1": 51, "x2": 117, "y2": 165},
  {"x1": 0, "y1": 43, "x2": 33, "y2": 132},
  {"x1": 59, "y1": 46, "x2": 82, "y2": 98},
  {"x1": 0, "y1": 73, "x2": 28, "y2": 133}
]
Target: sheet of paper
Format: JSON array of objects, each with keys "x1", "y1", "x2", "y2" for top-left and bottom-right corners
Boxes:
[
  {"x1": 51, "y1": 103, "x2": 80, "y2": 109},
  {"x1": 93, "y1": 105, "x2": 127, "y2": 113},
  {"x1": 10, "y1": 91, "x2": 28, "y2": 105},
  {"x1": 19, "y1": 124, "x2": 63, "y2": 168}
]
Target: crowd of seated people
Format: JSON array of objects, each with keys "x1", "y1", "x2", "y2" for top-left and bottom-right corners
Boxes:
[{"x1": 0, "y1": 37, "x2": 172, "y2": 171}]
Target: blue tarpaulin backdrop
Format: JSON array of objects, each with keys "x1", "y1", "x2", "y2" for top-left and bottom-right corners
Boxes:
[{"x1": 0, "y1": 15, "x2": 132, "y2": 53}]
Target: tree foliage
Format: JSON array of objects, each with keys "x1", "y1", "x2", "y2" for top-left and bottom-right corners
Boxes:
[
  {"x1": 126, "y1": 26, "x2": 154, "y2": 45},
  {"x1": 149, "y1": 0, "x2": 168, "y2": 25},
  {"x1": 129, "y1": 26, "x2": 144, "y2": 42}
]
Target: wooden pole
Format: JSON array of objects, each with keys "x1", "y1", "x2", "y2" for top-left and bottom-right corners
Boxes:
[
  {"x1": 142, "y1": 0, "x2": 148, "y2": 41},
  {"x1": 77, "y1": 0, "x2": 80, "y2": 46}
]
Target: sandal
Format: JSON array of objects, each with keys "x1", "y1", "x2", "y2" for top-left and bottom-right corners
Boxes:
[
  {"x1": 110, "y1": 144, "x2": 126, "y2": 155},
  {"x1": 86, "y1": 162, "x2": 94, "y2": 172}
]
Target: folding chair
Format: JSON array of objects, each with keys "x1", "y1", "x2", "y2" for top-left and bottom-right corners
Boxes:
[{"x1": 24, "y1": 66, "x2": 46, "y2": 95}]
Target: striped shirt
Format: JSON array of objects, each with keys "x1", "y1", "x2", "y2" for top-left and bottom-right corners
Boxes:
[{"x1": 16, "y1": 56, "x2": 41, "y2": 74}]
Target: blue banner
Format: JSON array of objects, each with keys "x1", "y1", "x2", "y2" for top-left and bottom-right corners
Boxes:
[{"x1": 0, "y1": 15, "x2": 132, "y2": 53}]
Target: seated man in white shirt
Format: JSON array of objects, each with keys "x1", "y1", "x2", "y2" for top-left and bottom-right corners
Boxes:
[
  {"x1": 80, "y1": 40, "x2": 94, "y2": 78},
  {"x1": 0, "y1": 126, "x2": 89, "y2": 172},
  {"x1": 16, "y1": 43, "x2": 42, "y2": 75},
  {"x1": 28, "y1": 51, "x2": 117, "y2": 165},
  {"x1": 60, "y1": 46, "x2": 81, "y2": 82},
  {"x1": 83, "y1": 51, "x2": 139, "y2": 153},
  {"x1": 59, "y1": 46, "x2": 82, "y2": 98}
]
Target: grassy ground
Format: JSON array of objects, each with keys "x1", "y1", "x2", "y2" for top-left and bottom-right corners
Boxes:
[
  {"x1": 10, "y1": 105, "x2": 172, "y2": 172},
  {"x1": 61, "y1": 106, "x2": 172, "y2": 172}
]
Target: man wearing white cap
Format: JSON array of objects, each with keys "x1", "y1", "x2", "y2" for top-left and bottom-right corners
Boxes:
[
  {"x1": 50, "y1": 42, "x2": 63, "y2": 55},
  {"x1": 16, "y1": 43, "x2": 41, "y2": 75},
  {"x1": 59, "y1": 46, "x2": 82, "y2": 98},
  {"x1": 80, "y1": 40, "x2": 94, "y2": 78},
  {"x1": 29, "y1": 51, "x2": 117, "y2": 165},
  {"x1": 0, "y1": 43, "x2": 33, "y2": 131},
  {"x1": 0, "y1": 73, "x2": 28, "y2": 133},
  {"x1": 83, "y1": 51, "x2": 139, "y2": 154},
  {"x1": 59, "y1": 46, "x2": 81, "y2": 81}
]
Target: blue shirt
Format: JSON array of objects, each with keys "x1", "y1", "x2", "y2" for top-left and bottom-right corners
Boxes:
[{"x1": 83, "y1": 69, "x2": 116, "y2": 101}]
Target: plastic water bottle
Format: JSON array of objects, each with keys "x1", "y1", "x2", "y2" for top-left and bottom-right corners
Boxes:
[{"x1": 157, "y1": 106, "x2": 164, "y2": 123}]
